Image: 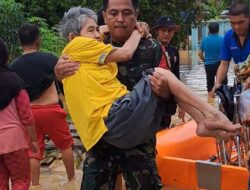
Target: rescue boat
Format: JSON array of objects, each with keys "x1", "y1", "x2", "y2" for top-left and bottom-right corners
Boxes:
[{"x1": 156, "y1": 120, "x2": 249, "y2": 190}]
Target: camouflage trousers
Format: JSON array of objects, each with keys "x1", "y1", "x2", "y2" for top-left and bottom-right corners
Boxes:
[{"x1": 81, "y1": 138, "x2": 163, "y2": 190}]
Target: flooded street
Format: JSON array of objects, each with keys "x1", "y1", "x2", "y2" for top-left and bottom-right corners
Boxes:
[
  {"x1": 171, "y1": 52, "x2": 235, "y2": 125},
  {"x1": 180, "y1": 53, "x2": 235, "y2": 101},
  {"x1": 39, "y1": 52, "x2": 236, "y2": 190}
]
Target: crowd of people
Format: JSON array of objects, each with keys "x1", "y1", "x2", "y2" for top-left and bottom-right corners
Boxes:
[{"x1": 0, "y1": 0, "x2": 249, "y2": 190}]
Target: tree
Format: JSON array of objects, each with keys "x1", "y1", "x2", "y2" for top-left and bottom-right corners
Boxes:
[
  {"x1": 16, "y1": 0, "x2": 87, "y2": 26},
  {"x1": 14, "y1": 0, "x2": 234, "y2": 49},
  {"x1": 200, "y1": 0, "x2": 228, "y2": 20},
  {"x1": 137, "y1": 0, "x2": 206, "y2": 48},
  {"x1": 0, "y1": 0, "x2": 26, "y2": 61},
  {"x1": 28, "y1": 17, "x2": 66, "y2": 56}
]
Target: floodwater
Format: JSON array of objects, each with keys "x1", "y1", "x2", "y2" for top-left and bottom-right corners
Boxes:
[
  {"x1": 38, "y1": 51, "x2": 236, "y2": 190},
  {"x1": 171, "y1": 50, "x2": 235, "y2": 125},
  {"x1": 180, "y1": 54, "x2": 235, "y2": 101}
]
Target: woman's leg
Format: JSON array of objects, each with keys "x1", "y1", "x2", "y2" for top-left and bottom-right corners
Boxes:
[
  {"x1": 151, "y1": 68, "x2": 239, "y2": 136},
  {"x1": 152, "y1": 68, "x2": 216, "y2": 116},
  {"x1": 0, "y1": 154, "x2": 9, "y2": 190},
  {"x1": 5, "y1": 149, "x2": 31, "y2": 190},
  {"x1": 61, "y1": 147, "x2": 75, "y2": 180},
  {"x1": 176, "y1": 98, "x2": 237, "y2": 139}
]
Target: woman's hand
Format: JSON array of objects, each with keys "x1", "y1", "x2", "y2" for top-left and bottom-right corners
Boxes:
[{"x1": 135, "y1": 22, "x2": 152, "y2": 39}]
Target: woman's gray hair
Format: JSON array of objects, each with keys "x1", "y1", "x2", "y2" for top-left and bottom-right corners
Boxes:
[{"x1": 59, "y1": 6, "x2": 97, "y2": 41}]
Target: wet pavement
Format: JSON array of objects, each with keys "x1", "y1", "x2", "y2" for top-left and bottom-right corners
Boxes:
[{"x1": 39, "y1": 156, "x2": 82, "y2": 190}]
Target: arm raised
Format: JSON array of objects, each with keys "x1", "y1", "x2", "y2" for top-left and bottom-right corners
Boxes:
[{"x1": 105, "y1": 30, "x2": 142, "y2": 63}]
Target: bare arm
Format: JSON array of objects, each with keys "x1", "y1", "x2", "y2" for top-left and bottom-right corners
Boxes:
[
  {"x1": 215, "y1": 60, "x2": 229, "y2": 85},
  {"x1": 105, "y1": 30, "x2": 142, "y2": 63},
  {"x1": 99, "y1": 22, "x2": 150, "y2": 39},
  {"x1": 211, "y1": 60, "x2": 229, "y2": 96},
  {"x1": 15, "y1": 90, "x2": 39, "y2": 153},
  {"x1": 54, "y1": 29, "x2": 142, "y2": 80},
  {"x1": 54, "y1": 55, "x2": 80, "y2": 81}
]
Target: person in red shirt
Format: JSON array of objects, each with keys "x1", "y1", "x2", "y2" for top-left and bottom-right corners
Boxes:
[{"x1": 152, "y1": 15, "x2": 185, "y2": 122}]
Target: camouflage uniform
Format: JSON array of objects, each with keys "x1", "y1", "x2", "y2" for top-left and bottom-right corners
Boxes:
[
  {"x1": 82, "y1": 139, "x2": 162, "y2": 190},
  {"x1": 81, "y1": 38, "x2": 176, "y2": 190}
]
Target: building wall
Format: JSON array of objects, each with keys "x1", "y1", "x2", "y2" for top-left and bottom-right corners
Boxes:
[{"x1": 191, "y1": 19, "x2": 231, "y2": 50}]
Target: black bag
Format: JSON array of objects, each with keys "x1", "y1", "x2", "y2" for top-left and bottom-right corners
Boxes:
[{"x1": 215, "y1": 85, "x2": 236, "y2": 122}]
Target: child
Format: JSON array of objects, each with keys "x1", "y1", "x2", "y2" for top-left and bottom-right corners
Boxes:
[{"x1": 0, "y1": 38, "x2": 38, "y2": 190}]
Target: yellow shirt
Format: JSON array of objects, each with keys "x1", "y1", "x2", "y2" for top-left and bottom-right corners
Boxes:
[{"x1": 62, "y1": 37, "x2": 128, "y2": 150}]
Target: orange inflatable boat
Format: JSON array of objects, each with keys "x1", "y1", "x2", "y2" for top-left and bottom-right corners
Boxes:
[{"x1": 156, "y1": 120, "x2": 249, "y2": 190}]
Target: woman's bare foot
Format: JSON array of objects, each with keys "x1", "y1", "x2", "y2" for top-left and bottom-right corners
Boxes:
[
  {"x1": 196, "y1": 111, "x2": 241, "y2": 139},
  {"x1": 204, "y1": 111, "x2": 241, "y2": 131}
]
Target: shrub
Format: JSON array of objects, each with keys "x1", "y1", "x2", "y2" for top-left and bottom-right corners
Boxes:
[
  {"x1": 0, "y1": 0, "x2": 26, "y2": 61},
  {"x1": 28, "y1": 17, "x2": 66, "y2": 56}
]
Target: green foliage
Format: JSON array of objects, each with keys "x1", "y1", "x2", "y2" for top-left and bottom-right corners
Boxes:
[
  {"x1": 0, "y1": 0, "x2": 26, "y2": 61},
  {"x1": 15, "y1": 0, "x2": 207, "y2": 48},
  {"x1": 16, "y1": 0, "x2": 107, "y2": 26},
  {"x1": 16, "y1": 0, "x2": 89, "y2": 26},
  {"x1": 201, "y1": 0, "x2": 228, "y2": 20},
  {"x1": 28, "y1": 17, "x2": 66, "y2": 56},
  {"x1": 8, "y1": 0, "x2": 235, "y2": 50},
  {"x1": 136, "y1": 0, "x2": 206, "y2": 48}
]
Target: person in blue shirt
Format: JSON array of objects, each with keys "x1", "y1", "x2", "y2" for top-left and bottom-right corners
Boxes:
[
  {"x1": 212, "y1": 2, "x2": 250, "y2": 96},
  {"x1": 210, "y1": 3, "x2": 250, "y2": 189},
  {"x1": 199, "y1": 22, "x2": 227, "y2": 97}
]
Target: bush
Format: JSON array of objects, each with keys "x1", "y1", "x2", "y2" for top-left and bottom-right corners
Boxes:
[
  {"x1": 28, "y1": 17, "x2": 66, "y2": 56},
  {"x1": 0, "y1": 0, "x2": 26, "y2": 61}
]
